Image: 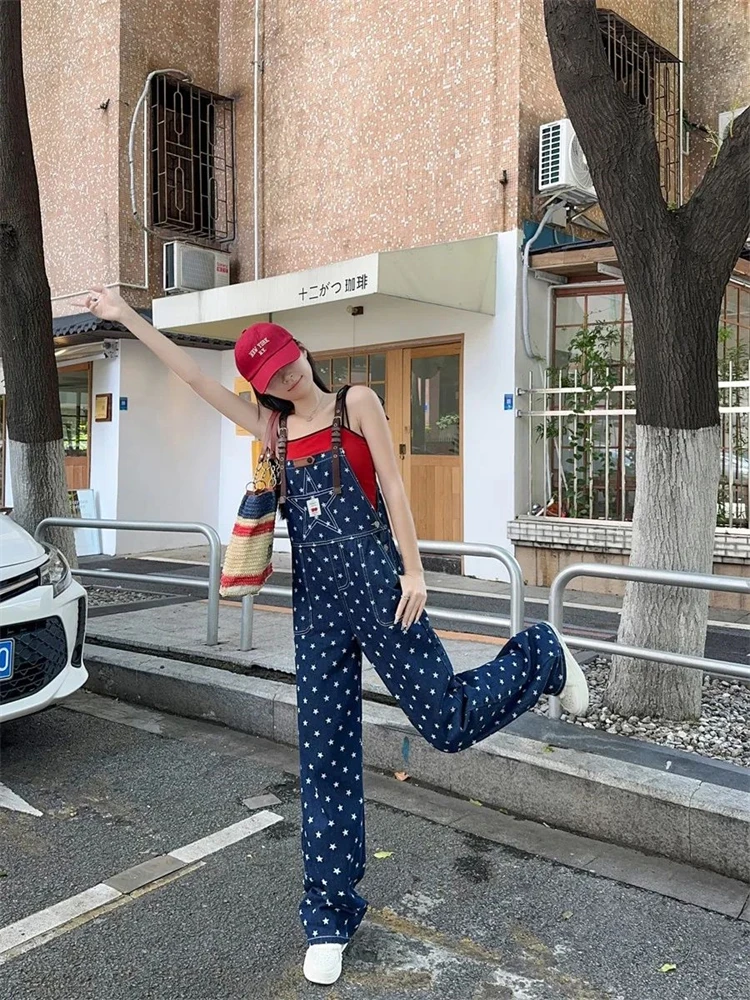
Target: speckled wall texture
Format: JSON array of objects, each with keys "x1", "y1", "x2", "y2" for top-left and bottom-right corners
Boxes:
[
  {"x1": 258, "y1": 0, "x2": 520, "y2": 277},
  {"x1": 23, "y1": 0, "x2": 122, "y2": 312},
  {"x1": 21, "y1": 0, "x2": 750, "y2": 306}
]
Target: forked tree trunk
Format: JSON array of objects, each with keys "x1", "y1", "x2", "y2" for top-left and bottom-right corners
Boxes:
[
  {"x1": 0, "y1": 1, "x2": 75, "y2": 562},
  {"x1": 544, "y1": 0, "x2": 750, "y2": 720}
]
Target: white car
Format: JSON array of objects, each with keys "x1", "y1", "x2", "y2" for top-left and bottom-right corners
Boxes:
[{"x1": 0, "y1": 514, "x2": 88, "y2": 722}]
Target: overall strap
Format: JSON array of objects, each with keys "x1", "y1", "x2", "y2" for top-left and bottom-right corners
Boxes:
[
  {"x1": 331, "y1": 386, "x2": 349, "y2": 495},
  {"x1": 277, "y1": 412, "x2": 288, "y2": 511}
]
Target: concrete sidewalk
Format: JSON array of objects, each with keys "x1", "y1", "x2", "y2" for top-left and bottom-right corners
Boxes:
[
  {"x1": 84, "y1": 598, "x2": 750, "y2": 885},
  {"x1": 86, "y1": 599, "x2": 508, "y2": 701}
]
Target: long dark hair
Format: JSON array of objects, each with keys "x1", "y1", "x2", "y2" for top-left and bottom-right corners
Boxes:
[{"x1": 254, "y1": 341, "x2": 331, "y2": 416}]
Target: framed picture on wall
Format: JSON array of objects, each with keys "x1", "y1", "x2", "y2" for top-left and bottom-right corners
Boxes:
[{"x1": 94, "y1": 393, "x2": 112, "y2": 422}]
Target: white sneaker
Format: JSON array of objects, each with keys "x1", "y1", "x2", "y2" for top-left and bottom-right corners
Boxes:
[
  {"x1": 303, "y1": 943, "x2": 346, "y2": 985},
  {"x1": 547, "y1": 624, "x2": 589, "y2": 717}
]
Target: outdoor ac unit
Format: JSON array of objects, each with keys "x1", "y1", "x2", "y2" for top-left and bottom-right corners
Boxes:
[
  {"x1": 718, "y1": 107, "x2": 748, "y2": 142},
  {"x1": 538, "y1": 119, "x2": 597, "y2": 205},
  {"x1": 163, "y1": 242, "x2": 231, "y2": 294}
]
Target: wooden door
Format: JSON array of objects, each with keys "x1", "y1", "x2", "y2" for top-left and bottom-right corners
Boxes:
[{"x1": 388, "y1": 343, "x2": 462, "y2": 542}]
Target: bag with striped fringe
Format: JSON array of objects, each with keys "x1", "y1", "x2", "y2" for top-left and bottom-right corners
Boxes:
[{"x1": 219, "y1": 449, "x2": 280, "y2": 597}]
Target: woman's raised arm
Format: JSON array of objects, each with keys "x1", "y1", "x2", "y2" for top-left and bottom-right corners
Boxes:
[{"x1": 75, "y1": 286, "x2": 267, "y2": 438}]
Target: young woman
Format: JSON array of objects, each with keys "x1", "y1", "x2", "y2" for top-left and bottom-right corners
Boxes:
[{"x1": 77, "y1": 287, "x2": 589, "y2": 987}]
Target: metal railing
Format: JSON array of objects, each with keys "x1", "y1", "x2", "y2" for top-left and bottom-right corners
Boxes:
[
  {"x1": 237, "y1": 528, "x2": 526, "y2": 651},
  {"x1": 548, "y1": 562, "x2": 750, "y2": 719},
  {"x1": 35, "y1": 518, "x2": 222, "y2": 646}
]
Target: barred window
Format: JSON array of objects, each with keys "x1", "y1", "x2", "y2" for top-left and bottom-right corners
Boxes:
[
  {"x1": 149, "y1": 74, "x2": 235, "y2": 246},
  {"x1": 598, "y1": 10, "x2": 680, "y2": 205},
  {"x1": 541, "y1": 284, "x2": 749, "y2": 525}
]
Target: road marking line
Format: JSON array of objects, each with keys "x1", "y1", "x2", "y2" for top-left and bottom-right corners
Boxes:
[
  {"x1": 170, "y1": 810, "x2": 283, "y2": 863},
  {"x1": 0, "y1": 885, "x2": 121, "y2": 958},
  {"x1": 0, "y1": 782, "x2": 43, "y2": 817},
  {"x1": 0, "y1": 810, "x2": 283, "y2": 964}
]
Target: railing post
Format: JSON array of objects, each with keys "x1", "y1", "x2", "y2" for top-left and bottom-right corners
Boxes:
[
  {"x1": 547, "y1": 572, "x2": 566, "y2": 720},
  {"x1": 240, "y1": 595, "x2": 254, "y2": 651},
  {"x1": 35, "y1": 516, "x2": 223, "y2": 646},
  {"x1": 203, "y1": 524, "x2": 222, "y2": 647}
]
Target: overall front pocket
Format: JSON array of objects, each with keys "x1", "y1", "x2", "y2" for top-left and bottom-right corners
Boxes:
[
  {"x1": 357, "y1": 538, "x2": 401, "y2": 627},
  {"x1": 291, "y1": 550, "x2": 313, "y2": 636}
]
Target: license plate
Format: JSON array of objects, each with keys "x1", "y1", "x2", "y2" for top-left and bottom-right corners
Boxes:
[{"x1": 0, "y1": 639, "x2": 14, "y2": 681}]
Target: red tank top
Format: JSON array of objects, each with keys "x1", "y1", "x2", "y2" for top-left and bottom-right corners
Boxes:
[{"x1": 286, "y1": 427, "x2": 378, "y2": 508}]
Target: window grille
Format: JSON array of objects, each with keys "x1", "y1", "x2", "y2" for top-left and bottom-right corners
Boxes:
[
  {"x1": 149, "y1": 73, "x2": 235, "y2": 246},
  {"x1": 598, "y1": 10, "x2": 680, "y2": 205}
]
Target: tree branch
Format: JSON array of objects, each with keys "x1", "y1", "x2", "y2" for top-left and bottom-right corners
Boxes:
[
  {"x1": 685, "y1": 106, "x2": 750, "y2": 274},
  {"x1": 543, "y1": 0, "x2": 668, "y2": 244}
]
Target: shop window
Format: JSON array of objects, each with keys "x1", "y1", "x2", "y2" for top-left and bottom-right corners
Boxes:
[
  {"x1": 539, "y1": 284, "x2": 749, "y2": 524},
  {"x1": 149, "y1": 74, "x2": 235, "y2": 246},
  {"x1": 315, "y1": 353, "x2": 387, "y2": 406},
  {"x1": 410, "y1": 353, "x2": 460, "y2": 457},
  {"x1": 59, "y1": 366, "x2": 91, "y2": 490},
  {"x1": 553, "y1": 288, "x2": 632, "y2": 377}
]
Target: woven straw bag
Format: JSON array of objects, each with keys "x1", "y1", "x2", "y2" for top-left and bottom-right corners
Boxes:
[{"x1": 220, "y1": 449, "x2": 280, "y2": 597}]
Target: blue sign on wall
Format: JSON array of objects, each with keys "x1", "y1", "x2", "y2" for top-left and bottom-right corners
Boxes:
[
  {"x1": 119, "y1": 397, "x2": 128, "y2": 411},
  {"x1": 504, "y1": 394, "x2": 514, "y2": 411}
]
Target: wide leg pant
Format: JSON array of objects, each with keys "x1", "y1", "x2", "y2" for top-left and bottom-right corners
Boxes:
[{"x1": 292, "y1": 533, "x2": 566, "y2": 944}]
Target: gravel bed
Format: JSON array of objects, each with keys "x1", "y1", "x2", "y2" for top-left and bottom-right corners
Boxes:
[
  {"x1": 534, "y1": 656, "x2": 750, "y2": 768},
  {"x1": 84, "y1": 585, "x2": 165, "y2": 608}
]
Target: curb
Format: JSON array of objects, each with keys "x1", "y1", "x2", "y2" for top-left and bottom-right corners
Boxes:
[{"x1": 83, "y1": 644, "x2": 750, "y2": 884}]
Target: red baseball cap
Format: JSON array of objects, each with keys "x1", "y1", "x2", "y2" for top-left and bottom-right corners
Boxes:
[{"x1": 234, "y1": 322, "x2": 301, "y2": 393}]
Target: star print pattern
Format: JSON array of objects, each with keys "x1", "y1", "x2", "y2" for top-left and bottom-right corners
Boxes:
[
  {"x1": 286, "y1": 449, "x2": 566, "y2": 945},
  {"x1": 286, "y1": 469, "x2": 344, "y2": 539}
]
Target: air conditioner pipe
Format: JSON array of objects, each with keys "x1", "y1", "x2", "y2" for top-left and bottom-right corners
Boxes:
[{"x1": 521, "y1": 199, "x2": 565, "y2": 361}]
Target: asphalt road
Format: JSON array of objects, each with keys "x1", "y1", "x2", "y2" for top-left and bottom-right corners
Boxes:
[{"x1": 1, "y1": 695, "x2": 749, "y2": 1000}]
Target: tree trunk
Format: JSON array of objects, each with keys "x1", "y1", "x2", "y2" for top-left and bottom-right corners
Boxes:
[
  {"x1": 604, "y1": 259, "x2": 725, "y2": 719},
  {"x1": 544, "y1": 0, "x2": 750, "y2": 721},
  {"x1": 607, "y1": 425, "x2": 719, "y2": 719},
  {"x1": 0, "y1": 1, "x2": 75, "y2": 563}
]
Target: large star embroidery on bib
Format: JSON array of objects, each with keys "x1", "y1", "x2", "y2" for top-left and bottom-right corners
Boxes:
[{"x1": 287, "y1": 469, "x2": 343, "y2": 539}]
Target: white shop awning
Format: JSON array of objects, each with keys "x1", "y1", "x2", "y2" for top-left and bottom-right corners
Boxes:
[{"x1": 152, "y1": 235, "x2": 497, "y2": 340}]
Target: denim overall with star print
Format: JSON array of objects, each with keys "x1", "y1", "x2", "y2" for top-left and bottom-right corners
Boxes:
[{"x1": 278, "y1": 387, "x2": 566, "y2": 946}]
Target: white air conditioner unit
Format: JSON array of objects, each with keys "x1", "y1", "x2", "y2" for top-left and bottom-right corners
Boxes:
[
  {"x1": 538, "y1": 119, "x2": 597, "y2": 206},
  {"x1": 163, "y1": 242, "x2": 231, "y2": 294},
  {"x1": 718, "y1": 107, "x2": 748, "y2": 142}
]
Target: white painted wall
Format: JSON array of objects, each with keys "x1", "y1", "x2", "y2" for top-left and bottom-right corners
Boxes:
[
  {"x1": 218, "y1": 348, "x2": 255, "y2": 542},
  {"x1": 462, "y1": 230, "x2": 522, "y2": 579},
  {"x1": 90, "y1": 354, "x2": 121, "y2": 553},
  {"x1": 514, "y1": 258, "x2": 554, "y2": 524},
  {"x1": 115, "y1": 340, "x2": 223, "y2": 553}
]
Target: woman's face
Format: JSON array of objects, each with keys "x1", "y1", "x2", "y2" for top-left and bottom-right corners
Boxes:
[{"x1": 264, "y1": 351, "x2": 314, "y2": 401}]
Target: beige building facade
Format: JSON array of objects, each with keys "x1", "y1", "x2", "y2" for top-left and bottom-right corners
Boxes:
[
  {"x1": 27, "y1": 0, "x2": 749, "y2": 297},
  {"x1": 7, "y1": 0, "x2": 749, "y2": 599}
]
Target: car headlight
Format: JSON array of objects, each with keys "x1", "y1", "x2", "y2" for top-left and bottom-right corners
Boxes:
[{"x1": 40, "y1": 545, "x2": 72, "y2": 598}]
